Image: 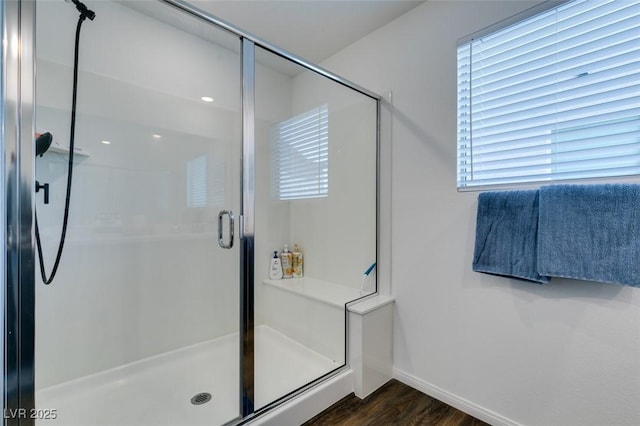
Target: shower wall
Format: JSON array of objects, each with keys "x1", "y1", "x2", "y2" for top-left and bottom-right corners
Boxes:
[{"x1": 34, "y1": 1, "x2": 253, "y2": 389}]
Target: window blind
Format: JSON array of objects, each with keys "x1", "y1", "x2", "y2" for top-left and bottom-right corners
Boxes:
[
  {"x1": 271, "y1": 105, "x2": 329, "y2": 200},
  {"x1": 187, "y1": 156, "x2": 206, "y2": 208},
  {"x1": 457, "y1": 0, "x2": 640, "y2": 188},
  {"x1": 210, "y1": 159, "x2": 226, "y2": 207}
]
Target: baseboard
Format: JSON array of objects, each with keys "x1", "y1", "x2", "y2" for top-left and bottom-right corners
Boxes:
[{"x1": 392, "y1": 368, "x2": 521, "y2": 426}]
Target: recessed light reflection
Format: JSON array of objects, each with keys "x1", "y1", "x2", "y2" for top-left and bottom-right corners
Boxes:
[
  {"x1": 201, "y1": 96, "x2": 214, "y2": 103},
  {"x1": 101, "y1": 140, "x2": 111, "y2": 145},
  {"x1": 152, "y1": 134, "x2": 162, "y2": 140}
]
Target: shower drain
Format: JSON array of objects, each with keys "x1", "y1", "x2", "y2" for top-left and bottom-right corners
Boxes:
[{"x1": 191, "y1": 392, "x2": 212, "y2": 405}]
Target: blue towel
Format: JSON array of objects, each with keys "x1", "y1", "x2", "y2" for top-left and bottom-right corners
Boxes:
[
  {"x1": 473, "y1": 190, "x2": 550, "y2": 284},
  {"x1": 538, "y1": 184, "x2": 640, "y2": 287}
]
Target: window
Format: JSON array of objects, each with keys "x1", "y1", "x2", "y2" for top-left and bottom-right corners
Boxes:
[
  {"x1": 271, "y1": 105, "x2": 329, "y2": 200},
  {"x1": 209, "y1": 159, "x2": 226, "y2": 207},
  {"x1": 186, "y1": 156, "x2": 226, "y2": 208},
  {"x1": 187, "y1": 156, "x2": 207, "y2": 208},
  {"x1": 457, "y1": 0, "x2": 640, "y2": 189}
]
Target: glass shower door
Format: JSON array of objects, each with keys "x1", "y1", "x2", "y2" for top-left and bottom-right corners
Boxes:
[
  {"x1": 253, "y1": 46, "x2": 378, "y2": 409},
  {"x1": 34, "y1": 1, "x2": 242, "y2": 425}
]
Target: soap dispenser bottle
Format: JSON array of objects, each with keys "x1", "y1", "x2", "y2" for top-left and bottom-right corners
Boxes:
[
  {"x1": 281, "y1": 244, "x2": 293, "y2": 279},
  {"x1": 269, "y1": 251, "x2": 283, "y2": 280},
  {"x1": 292, "y1": 244, "x2": 303, "y2": 278}
]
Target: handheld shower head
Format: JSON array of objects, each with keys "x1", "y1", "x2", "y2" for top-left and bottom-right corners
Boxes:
[{"x1": 36, "y1": 132, "x2": 53, "y2": 157}]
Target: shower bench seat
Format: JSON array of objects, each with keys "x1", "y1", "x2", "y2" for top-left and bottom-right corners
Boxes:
[
  {"x1": 261, "y1": 277, "x2": 372, "y2": 363},
  {"x1": 262, "y1": 277, "x2": 367, "y2": 308}
]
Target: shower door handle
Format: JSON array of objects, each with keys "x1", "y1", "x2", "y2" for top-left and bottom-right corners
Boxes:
[{"x1": 218, "y1": 210, "x2": 234, "y2": 249}]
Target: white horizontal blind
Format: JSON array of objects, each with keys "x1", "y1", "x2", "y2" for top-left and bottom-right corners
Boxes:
[
  {"x1": 271, "y1": 105, "x2": 329, "y2": 200},
  {"x1": 457, "y1": 0, "x2": 640, "y2": 188},
  {"x1": 209, "y1": 159, "x2": 226, "y2": 207},
  {"x1": 187, "y1": 155, "x2": 207, "y2": 208},
  {"x1": 186, "y1": 157, "x2": 226, "y2": 207}
]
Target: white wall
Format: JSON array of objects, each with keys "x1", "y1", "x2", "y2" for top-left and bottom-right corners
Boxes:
[{"x1": 321, "y1": 2, "x2": 640, "y2": 425}]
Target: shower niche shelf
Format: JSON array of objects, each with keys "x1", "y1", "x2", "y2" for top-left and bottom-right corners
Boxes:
[{"x1": 47, "y1": 142, "x2": 90, "y2": 157}]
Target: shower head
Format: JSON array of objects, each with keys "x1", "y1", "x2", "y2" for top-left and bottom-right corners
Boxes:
[{"x1": 36, "y1": 132, "x2": 53, "y2": 157}]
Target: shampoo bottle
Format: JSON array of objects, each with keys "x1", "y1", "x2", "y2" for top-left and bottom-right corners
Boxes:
[
  {"x1": 292, "y1": 244, "x2": 303, "y2": 278},
  {"x1": 281, "y1": 245, "x2": 293, "y2": 279},
  {"x1": 269, "y1": 251, "x2": 283, "y2": 280}
]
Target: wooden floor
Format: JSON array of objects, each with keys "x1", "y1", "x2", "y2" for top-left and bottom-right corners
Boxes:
[{"x1": 303, "y1": 379, "x2": 489, "y2": 426}]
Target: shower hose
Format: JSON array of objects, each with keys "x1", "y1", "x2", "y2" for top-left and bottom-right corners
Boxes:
[{"x1": 35, "y1": 12, "x2": 90, "y2": 285}]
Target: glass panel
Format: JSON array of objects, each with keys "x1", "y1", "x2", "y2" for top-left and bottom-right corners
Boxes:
[
  {"x1": 254, "y1": 46, "x2": 378, "y2": 409},
  {"x1": 34, "y1": 1, "x2": 241, "y2": 425}
]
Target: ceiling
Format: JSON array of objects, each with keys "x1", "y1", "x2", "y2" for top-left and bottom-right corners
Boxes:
[{"x1": 191, "y1": 0, "x2": 425, "y2": 64}]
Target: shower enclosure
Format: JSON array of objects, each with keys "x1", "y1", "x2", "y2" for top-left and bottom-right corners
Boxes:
[{"x1": 2, "y1": 1, "x2": 378, "y2": 425}]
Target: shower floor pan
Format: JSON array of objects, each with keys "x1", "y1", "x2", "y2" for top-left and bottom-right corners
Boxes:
[{"x1": 36, "y1": 325, "x2": 339, "y2": 426}]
